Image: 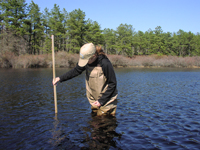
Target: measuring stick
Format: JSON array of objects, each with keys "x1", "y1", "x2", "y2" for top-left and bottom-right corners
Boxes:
[{"x1": 52, "y1": 35, "x2": 58, "y2": 114}]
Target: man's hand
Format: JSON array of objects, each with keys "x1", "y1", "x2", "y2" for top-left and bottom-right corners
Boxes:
[
  {"x1": 92, "y1": 101, "x2": 101, "y2": 107},
  {"x1": 52, "y1": 77, "x2": 60, "y2": 85}
]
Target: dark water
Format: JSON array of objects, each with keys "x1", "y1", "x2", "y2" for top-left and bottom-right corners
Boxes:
[{"x1": 0, "y1": 68, "x2": 200, "y2": 150}]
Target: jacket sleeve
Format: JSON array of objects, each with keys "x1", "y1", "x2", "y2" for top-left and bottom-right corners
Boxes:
[
  {"x1": 98, "y1": 58, "x2": 117, "y2": 106},
  {"x1": 59, "y1": 63, "x2": 85, "y2": 82}
]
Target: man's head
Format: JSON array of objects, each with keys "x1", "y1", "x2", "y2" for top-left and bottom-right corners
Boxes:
[{"x1": 78, "y1": 43, "x2": 96, "y2": 67}]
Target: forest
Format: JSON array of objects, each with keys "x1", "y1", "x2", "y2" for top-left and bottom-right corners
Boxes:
[{"x1": 1, "y1": 0, "x2": 200, "y2": 68}]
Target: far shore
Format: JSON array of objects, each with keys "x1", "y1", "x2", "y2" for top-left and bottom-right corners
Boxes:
[
  {"x1": 115, "y1": 65, "x2": 200, "y2": 69},
  {"x1": 1, "y1": 51, "x2": 200, "y2": 69}
]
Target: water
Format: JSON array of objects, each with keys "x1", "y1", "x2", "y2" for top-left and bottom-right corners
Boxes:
[{"x1": 0, "y1": 68, "x2": 200, "y2": 149}]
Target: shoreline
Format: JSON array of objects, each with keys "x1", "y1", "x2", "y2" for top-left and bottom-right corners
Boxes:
[
  {"x1": 1, "y1": 65, "x2": 200, "y2": 69},
  {"x1": 1, "y1": 52, "x2": 200, "y2": 69},
  {"x1": 117, "y1": 65, "x2": 200, "y2": 68}
]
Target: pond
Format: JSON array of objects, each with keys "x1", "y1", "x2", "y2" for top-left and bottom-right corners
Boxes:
[{"x1": 0, "y1": 67, "x2": 200, "y2": 149}]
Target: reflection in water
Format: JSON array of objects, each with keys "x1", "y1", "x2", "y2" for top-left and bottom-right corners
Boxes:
[
  {"x1": 84, "y1": 114, "x2": 121, "y2": 149},
  {"x1": 49, "y1": 114, "x2": 67, "y2": 147},
  {"x1": 49, "y1": 113, "x2": 121, "y2": 149}
]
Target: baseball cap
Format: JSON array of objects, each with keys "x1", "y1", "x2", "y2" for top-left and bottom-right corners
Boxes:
[{"x1": 78, "y1": 43, "x2": 96, "y2": 67}]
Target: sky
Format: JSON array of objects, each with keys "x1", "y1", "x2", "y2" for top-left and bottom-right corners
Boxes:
[{"x1": 25, "y1": 0, "x2": 200, "y2": 34}]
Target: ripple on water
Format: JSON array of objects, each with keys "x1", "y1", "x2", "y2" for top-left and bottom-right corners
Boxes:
[{"x1": 1, "y1": 68, "x2": 200, "y2": 149}]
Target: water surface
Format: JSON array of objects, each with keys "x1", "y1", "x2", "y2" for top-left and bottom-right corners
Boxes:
[{"x1": 0, "y1": 68, "x2": 200, "y2": 149}]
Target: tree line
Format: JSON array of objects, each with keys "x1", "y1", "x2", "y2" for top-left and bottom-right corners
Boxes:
[{"x1": 1, "y1": 0, "x2": 200, "y2": 57}]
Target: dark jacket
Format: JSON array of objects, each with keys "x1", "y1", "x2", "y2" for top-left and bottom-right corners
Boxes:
[{"x1": 59, "y1": 55, "x2": 118, "y2": 106}]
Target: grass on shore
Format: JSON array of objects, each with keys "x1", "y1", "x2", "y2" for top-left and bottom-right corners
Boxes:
[{"x1": 0, "y1": 51, "x2": 200, "y2": 68}]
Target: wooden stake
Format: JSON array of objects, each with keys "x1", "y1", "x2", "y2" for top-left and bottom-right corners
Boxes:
[{"x1": 52, "y1": 35, "x2": 58, "y2": 114}]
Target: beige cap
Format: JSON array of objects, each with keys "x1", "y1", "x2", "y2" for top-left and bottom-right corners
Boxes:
[{"x1": 78, "y1": 43, "x2": 96, "y2": 67}]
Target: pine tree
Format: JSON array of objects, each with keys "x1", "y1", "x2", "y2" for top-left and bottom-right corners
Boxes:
[
  {"x1": 0, "y1": 0, "x2": 27, "y2": 35},
  {"x1": 171, "y1": 33, "x2": 180, "y2": 56},
  {"x1": 162, "y1": 32, "x2": 173, "y2": 55},
  {"x1": 116, "y1": 24, "x2": 134, "y2": 57},
  {"x1": 27, "y1": 0, "x2": 44, "y2": 54},
  {"x1": 41, "y1": 8, "x2": 51, "y2": 53},
  {"x1": 153, "y1": 26, "x2": 164, "y2": 55},
  {"x1": 0, "y1": 0, "x2": 28, "y2": 54},
  {"x1": 191, "y1": 33, "x2": 200, "y2": 56},
  {"x1": 177, "y1": 29, "x2": 188, "y2": 56},
  {"x1": 85, "y1": 19, "x2": 104, "y2": 45},
  {"x1": 62, "y1": 8, "x2": 68, "y2": 51},
  {"x1": 49, "y1": 4, "x2": 66, "y2": 52},
  {"x1": 66, "y1": 9, "x2": 86, "y2": 53},
  {"x1": 103, "y1": 28, "x2": 117, "y2": 54}
]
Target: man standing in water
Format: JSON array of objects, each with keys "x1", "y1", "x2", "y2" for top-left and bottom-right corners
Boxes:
[{"x1": 52, "y1": 43, "x2": 118, "y2": 116}]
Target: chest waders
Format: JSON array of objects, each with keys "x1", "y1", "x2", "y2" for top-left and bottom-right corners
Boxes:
[{"x1": 86, "y1": 65, "x2": 117, "y2": 116}]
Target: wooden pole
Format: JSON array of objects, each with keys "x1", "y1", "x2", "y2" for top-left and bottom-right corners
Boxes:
[{"x1": 52, "y1": 35, "x2": 58, "y2": 114}]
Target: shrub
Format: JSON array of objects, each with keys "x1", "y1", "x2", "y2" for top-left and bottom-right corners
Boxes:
[
  {"x1": 11, "y1": 55, "x2": 29, "y2": 68},
  {"x1": 67, "y1": 53, "x2": 79, "y2": 68},
  {"x1": 0, "y1": 52, "x2": 15, "y2": 68},
  {"x1": 141, "y1": 56, "x2": 154, "y2": 67},
  {"x1": 108, "y1": 55, "x2": 128, "y2": 67},
  {"x1": 55, "y1": 51, "x2": 79, "y2": 68},
  {"x1": 55, "y1": 51, "x2": 70, "y2": 68},
  {"x1": 0, "y1": 52, "x2": 200, "y2": 68},
  {"x1": 193, "y1": 57, "x2": 200, "y2": 67}
]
